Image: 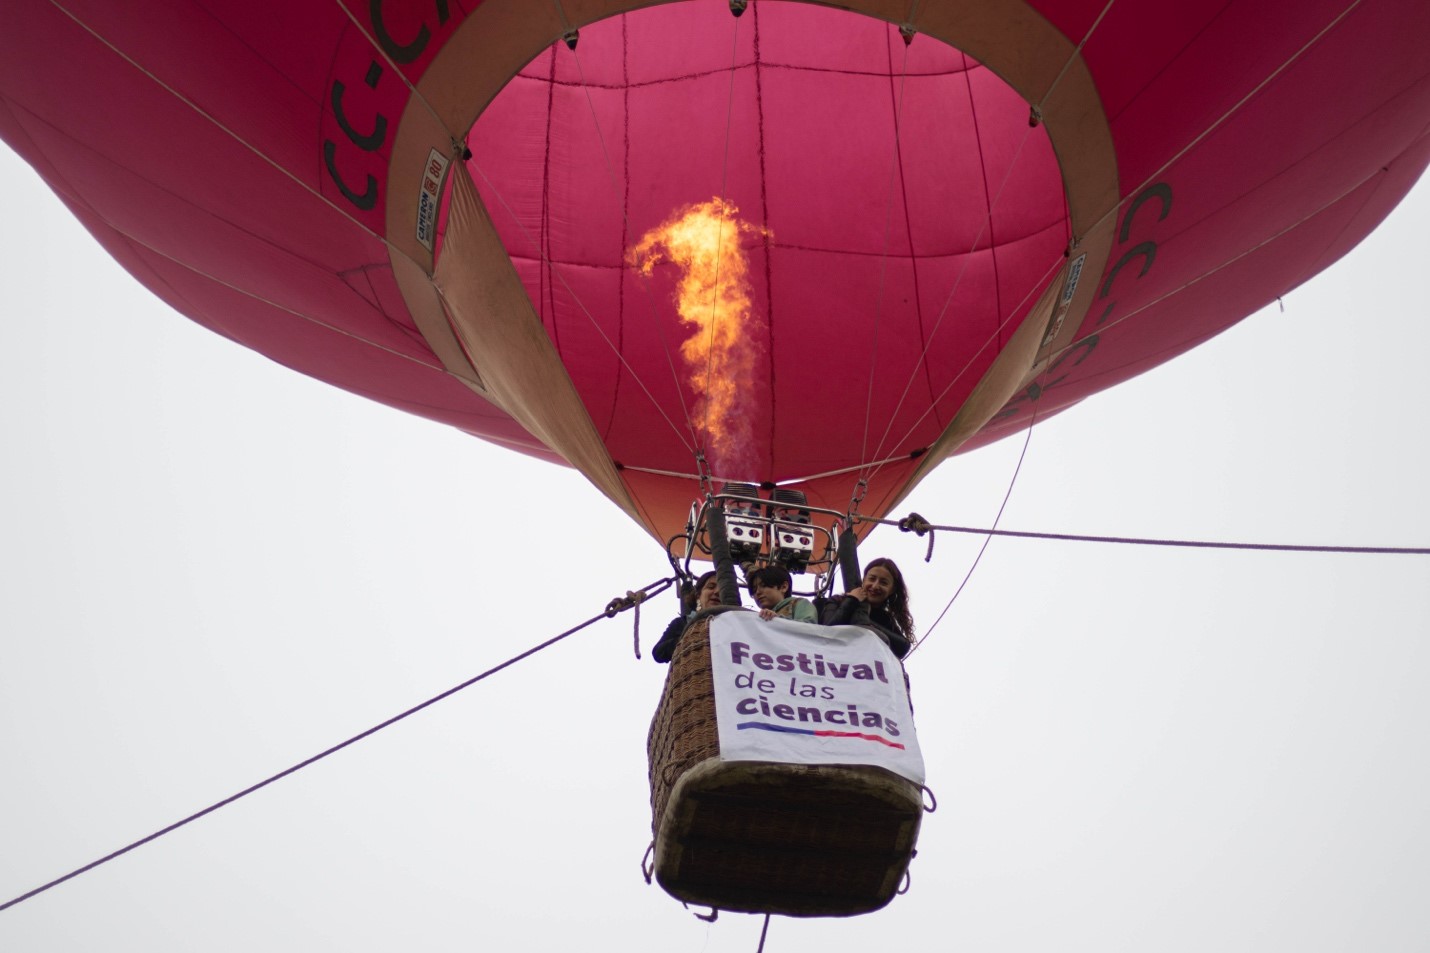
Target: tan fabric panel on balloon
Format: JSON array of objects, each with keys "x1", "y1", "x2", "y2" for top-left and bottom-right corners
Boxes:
[{"x1": 433, "y1": 162, "x2": 643, "y2": 529}]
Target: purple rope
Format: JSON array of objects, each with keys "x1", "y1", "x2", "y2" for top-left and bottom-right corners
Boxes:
[
  {"x1": 881, "y1": 518, "x2": 1430, "y2": 555},
  {"x1": 1, "y1": 578, "x2": 673, "y2": 912}
]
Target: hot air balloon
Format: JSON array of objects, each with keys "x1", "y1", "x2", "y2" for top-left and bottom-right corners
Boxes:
[
  {"x1": 2, "y1": 0, "x2": 1427, "y2": 922},
  {"x1": 2, "y1": 0, "x2": 1424, "y2": 545}
]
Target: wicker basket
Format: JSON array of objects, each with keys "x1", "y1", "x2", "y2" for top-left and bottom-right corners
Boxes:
[{"x1": 647, "y1": 614, "x2": 923, "y2": 917}]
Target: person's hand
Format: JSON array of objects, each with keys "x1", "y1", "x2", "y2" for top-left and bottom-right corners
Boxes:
[
  {"x1": 759, "y1": 608, "x2": 777, "y2": 621},
  {"x1": 846, "y1": 586, "x2": 869, "y2": 602}
]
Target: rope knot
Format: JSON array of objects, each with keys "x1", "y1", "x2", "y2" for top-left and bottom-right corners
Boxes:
[
  {"x1": 898, "y1": 512, "x2": 937, "y2": 562},
  {"x1": 604, "y1": 589, "x2": 647, "y2": 618},
  {"x1": 898, "y1": 512, "x2": 933, "y2": 536}
]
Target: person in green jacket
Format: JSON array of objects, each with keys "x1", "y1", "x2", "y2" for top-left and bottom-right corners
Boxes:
[{"x1": 749, "y1": 565, "x2": 818, "y2": 623}]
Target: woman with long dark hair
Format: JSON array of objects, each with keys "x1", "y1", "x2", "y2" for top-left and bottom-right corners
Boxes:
[{"x1": 820, "y1": 557, "x2": 914, "y2": 658}]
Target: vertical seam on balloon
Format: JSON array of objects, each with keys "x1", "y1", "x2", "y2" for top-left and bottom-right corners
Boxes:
[
  {"x1": 966, "y1": 67, "x2": 1003, "y2": 361},
  {"x1": 860, "y1": 0, "x2": 1137, "y2": 479},
  {"x1": 698, "y1": 16, "x2": 746, "y2": 468},
  {"x1": 861, "y1": 101, "x2": 1041, "y2": 479},
  {"x1": 543, "y1": 47, "x2": 559, "y2": 354},
  {"x1": 860, "y1": 249, "x2": 1067, "y2": 489},
  {"x1": 753, "y1": 3, "x2": 777, "y2": 481},
  {"x1": 560, "y1": 16, "x2": 702, "y2": 454},
  {"x1": 910, "y1": 130, "x2": 1401, "y2": 451},
  {"x1": 856, "y1": 26, "x2": 914, "y2": 479},
  {"x1": 900, "y1": 40, "x2": 936, "y2": 436},
  {"x1": 466, "y1": 157, "x2": 698, "y2": 454},
  {"x1": 602, "y1": 14, "x2": 632, "y2": 444}
]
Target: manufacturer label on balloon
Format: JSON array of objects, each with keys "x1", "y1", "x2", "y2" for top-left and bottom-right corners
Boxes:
[
  {"x1": 1042, "y1": 252, "x2": 1088, "y2": 346},
  {"x1": 708, "y1": 612, "x2": 925, "y2": 785},
  {"x1": 1061, "y1": 253, "x2": 1087, "y2": 305},
  {"x1": 416, "y1": 148, "x2": 449, "y2": 251}
]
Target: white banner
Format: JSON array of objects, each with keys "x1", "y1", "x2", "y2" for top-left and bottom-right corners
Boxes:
[{"x1": 708, "y1": 611, "x2": 925, "y2": 785}]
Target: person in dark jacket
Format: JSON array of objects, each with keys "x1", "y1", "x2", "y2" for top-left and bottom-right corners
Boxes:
[
  {"x1": 819, "y1": 557, "x2": 914, "y2": 658},
  {"x1": 652, "y1": 570, "x2": 723, "y2": 663}
]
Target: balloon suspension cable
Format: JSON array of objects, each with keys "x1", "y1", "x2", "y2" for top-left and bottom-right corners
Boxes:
[
  {"x1": 1078, "y1": 0, "x2": 1370, "y2": 246},
  {"x1": 461, "y1": 156, "x2": 698, "y2": 455},
  {"x1": 857, "y1": 249, "x2": 1067, "y2": 491},
  {"x1": 858, "y1": 101, "x2": 1045, "y2": 481},
  {"x1": 1032, "y1": 0, "x2": 1117, "y2": 113},
  {"x1": 853, "y1": 0, "x2": 1142, "y2": 484},
  {"x1": 0, "y1": 574, "x2": 675, "y2": 913},
  {"x1": 40, "y1": 1, "x2": 499, "y2": 388}
]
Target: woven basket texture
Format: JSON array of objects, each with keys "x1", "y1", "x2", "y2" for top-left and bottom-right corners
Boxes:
[{"x1": 646, "y1": 614, "x2": 922, "y2": 917}]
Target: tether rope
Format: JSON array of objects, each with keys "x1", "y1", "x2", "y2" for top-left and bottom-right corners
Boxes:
[
  {"x1": 756, "y1": 913, "x2": 772, "y2": 952},
  {"x1": 0, "y1": 576, "x2": 674, "y2": 914},
  {"x1": 862, "y1": 514, "x2": 1430, "y2": 556}
]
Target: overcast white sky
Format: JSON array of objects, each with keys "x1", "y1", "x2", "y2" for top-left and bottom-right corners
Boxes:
[{"x1": 1, "y1": 143, "x2": 1427, "y2": 952}]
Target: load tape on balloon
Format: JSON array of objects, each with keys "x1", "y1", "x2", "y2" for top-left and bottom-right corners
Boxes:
[{"x1": 708, "y1": 613, "x2": 924, "y2": 785}]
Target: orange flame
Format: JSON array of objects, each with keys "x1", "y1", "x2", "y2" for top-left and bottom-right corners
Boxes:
[{"x1": 628, "y1": 198, "x2": 768, "y2": 475}]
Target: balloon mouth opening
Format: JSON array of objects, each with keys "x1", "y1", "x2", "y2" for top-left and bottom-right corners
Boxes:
[
  {"x1": 435, "y1": 0, "x2": 1071, "y2": 475},
  {"x1": 390, "y1": 0, "x2": 1112, "y2": 539}
]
